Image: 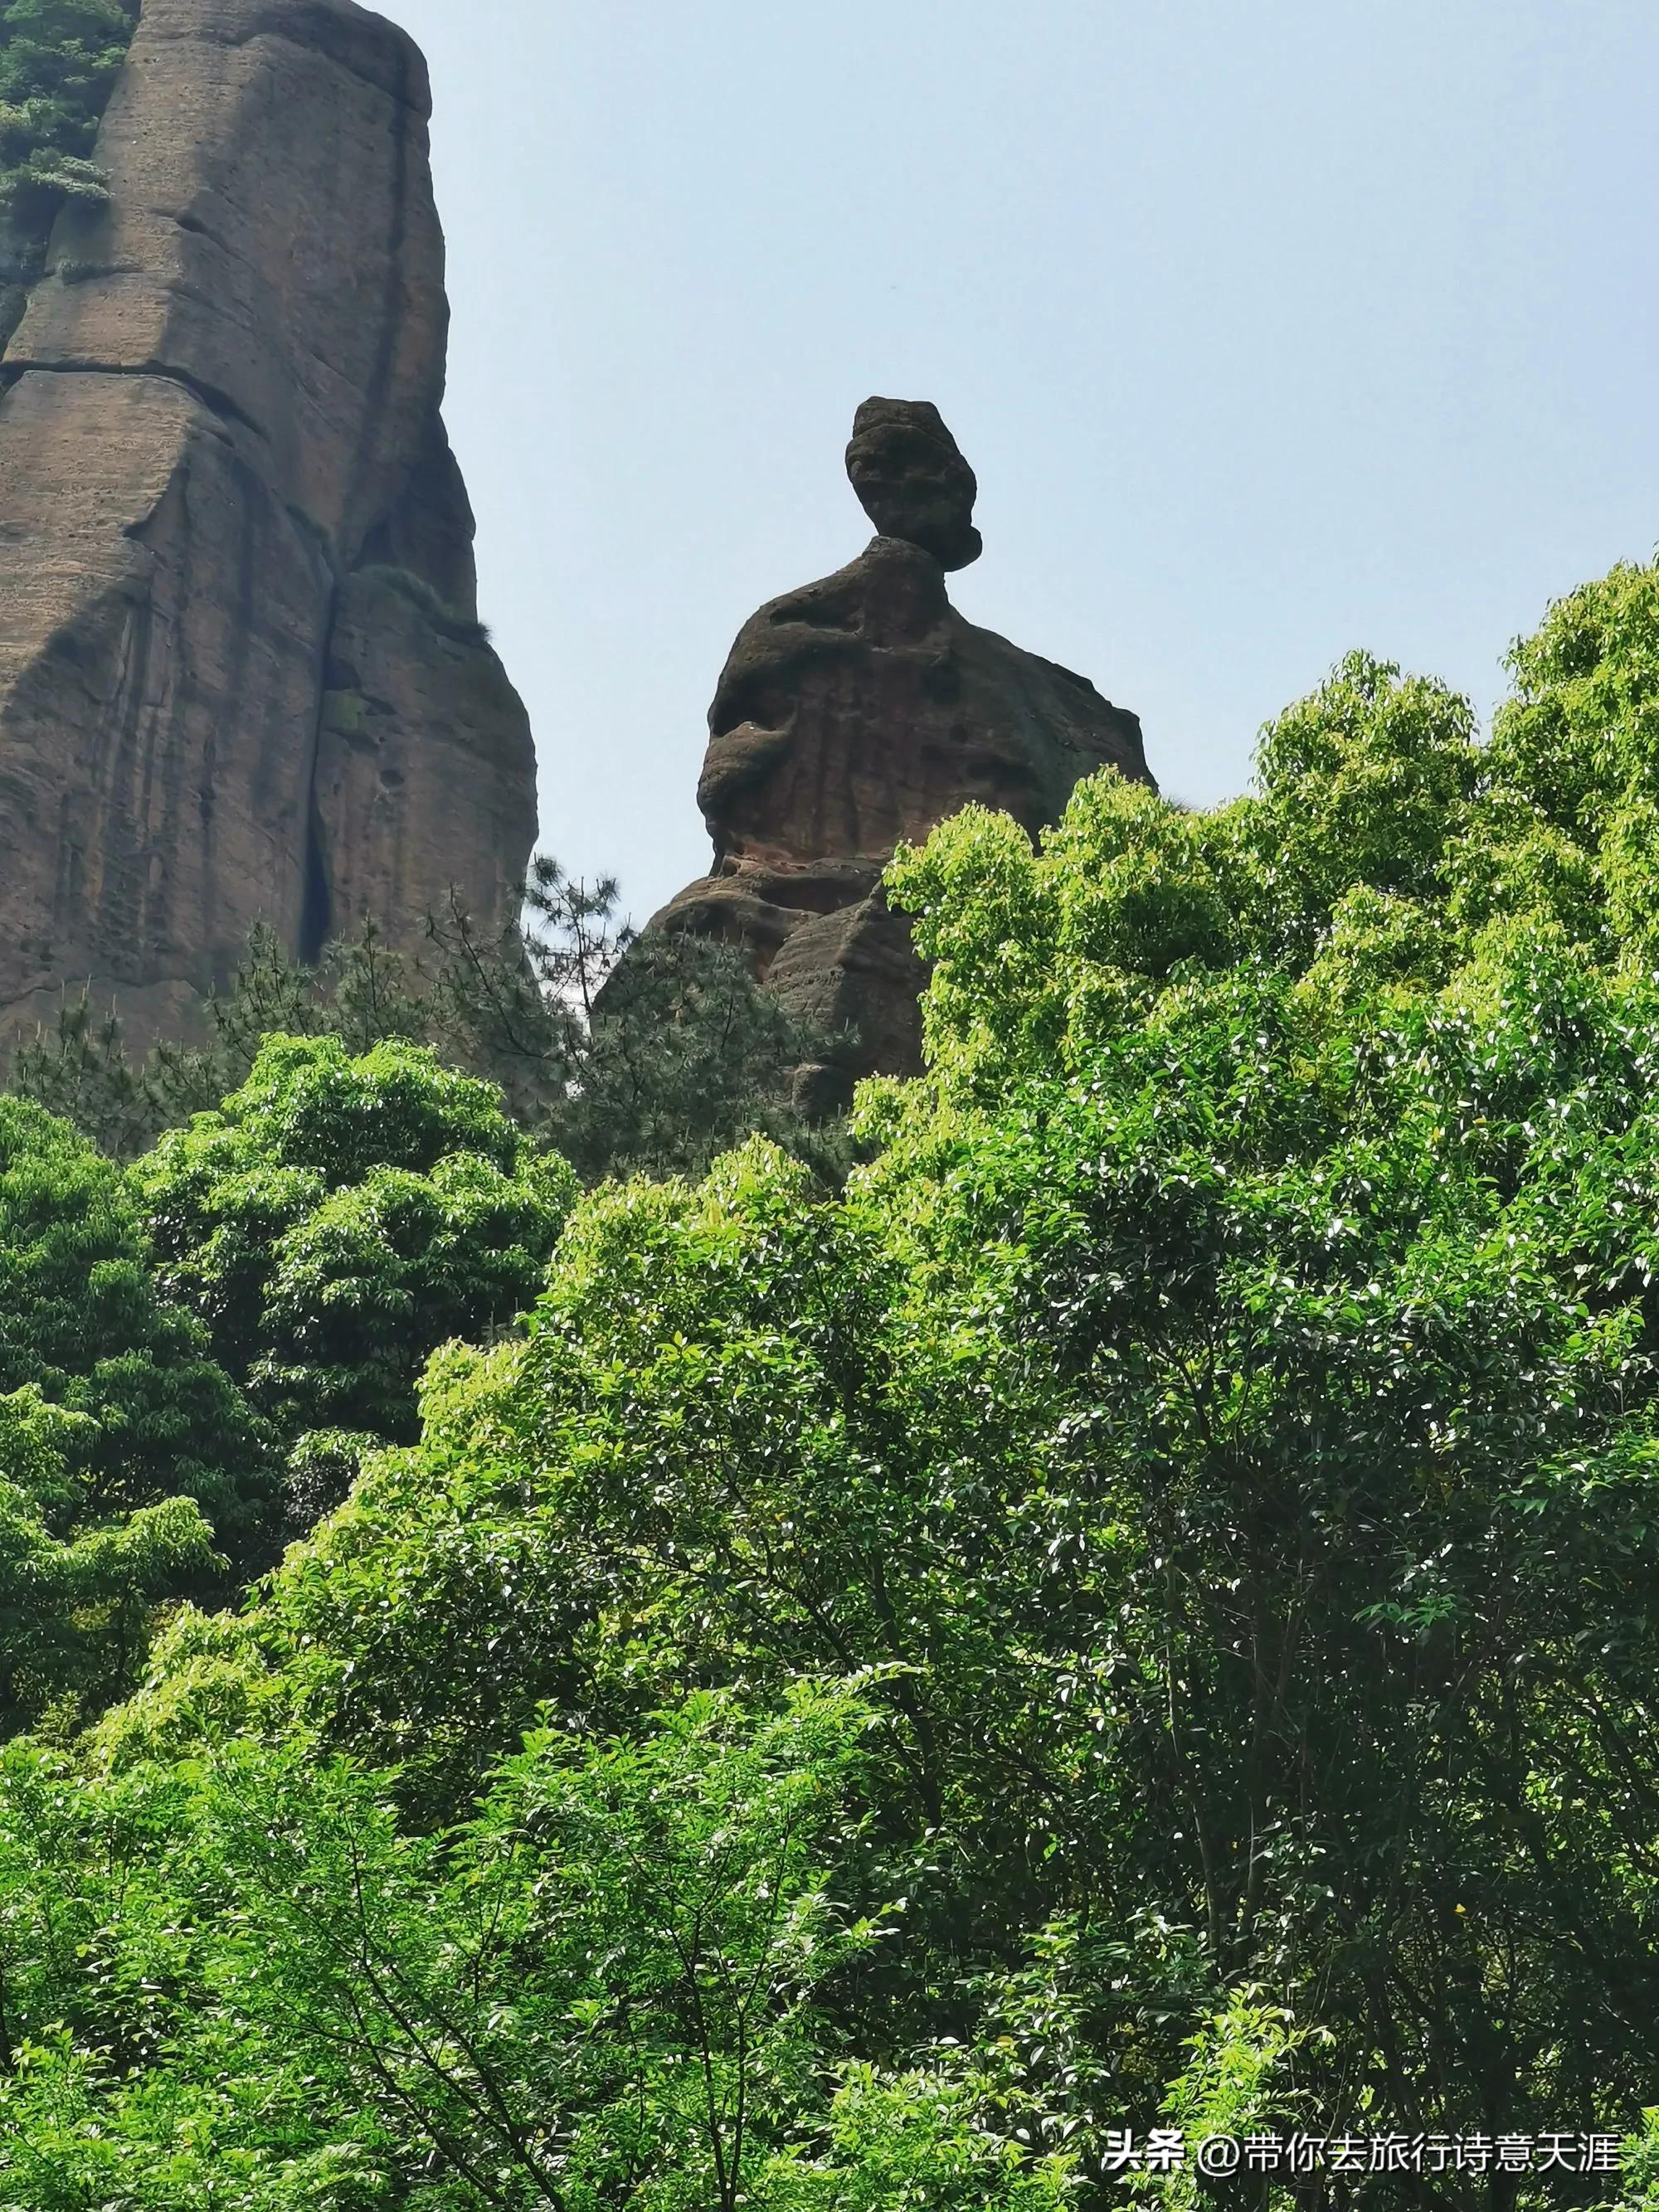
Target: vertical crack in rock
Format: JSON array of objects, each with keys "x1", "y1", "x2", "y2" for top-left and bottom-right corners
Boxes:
[
  {"x1": 343, "y1": 24, "x2": 411, "y2": 542},
  {"x1": 299, "y1": 571, "x2": 343, "y2": 968}
]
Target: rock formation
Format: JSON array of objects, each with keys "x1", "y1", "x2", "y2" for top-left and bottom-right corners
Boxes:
[
  {"x1": 651, "y1": 397, "x2": 1155, "y2": 1105},
  {"x1": 0, "y1": 0, "x2": 538, "y2": 1046}
]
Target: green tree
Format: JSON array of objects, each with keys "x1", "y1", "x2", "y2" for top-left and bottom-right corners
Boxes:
[
  {"x1": 0, "y1": 1387, "x2": 219, "y2": 1733},
  {"x1": 244, "y1": 611, "x2": 1659, "y2": 2190},
  {"x1": 11, "y1": 921, "x2": 435, "y2": 1164},
  {"x1": 13, "y1": 867, "x2": 845, "y2": 1185},
  {"x1": 0, "y1": 1094, "x2": 267, "y2": 1561},
  {"x1": 391, "y1": 860, "x2": 845, "y2": 1183},
  {"x1": 17, "y1": 570, "x2": 1659, "y2": 2200},
  {"x1": 0, "y1": 1684, "x2": 883, "y2": 2210},
  {"x1": 0, "y1": 0, "x2": 137, "y2": 217},
  {"x1": 132, "y1": 1038, "x2": 577, "y2": 1508},
  {"x1": 0, "y1": 1096, "x2": 257, "y2": 1728}
]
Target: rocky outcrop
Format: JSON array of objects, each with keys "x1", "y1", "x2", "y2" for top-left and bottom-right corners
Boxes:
[
  {"x1": 845, "y1": 396, "x2": 982, "y2": 571},
  {"x1": 0, "y1": 0, "x2": 537, "y2": 1045},
  {"x1": 651, "y1": 398, "x2": 1154, "y2": 1102}
]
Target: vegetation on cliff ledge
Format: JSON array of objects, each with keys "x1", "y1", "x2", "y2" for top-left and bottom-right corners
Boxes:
[
  {"x1": 8, "y1": 562, "x2": 1659, "y2": 2199},
  {"x1": 0, "y1": 0, "x2": 137, "y2": 219}
]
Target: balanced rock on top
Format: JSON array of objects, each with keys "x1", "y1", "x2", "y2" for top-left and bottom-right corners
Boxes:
[
  {"x1": 647, "y1": 396, "x2": 1155, "y2": 1107},
  {"x1": 844, "y1": 395, "x2": 984, "y2": 571}
]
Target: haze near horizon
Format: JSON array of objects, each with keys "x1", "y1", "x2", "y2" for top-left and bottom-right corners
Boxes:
[{"x1": 379, "y1": 0, "x2": 1659, "y2": 927}]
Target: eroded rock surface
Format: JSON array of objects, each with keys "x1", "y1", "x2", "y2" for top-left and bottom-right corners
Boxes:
[
  {"x1": 0, "y1": 0, "x2": 537, "y2": 1044},
  {"x1": 651, "y1": 400, "x2": 1154, "y2": 1100},
  {"x1": 845, "y1": 396, "x2": 982, "y2": 571}
]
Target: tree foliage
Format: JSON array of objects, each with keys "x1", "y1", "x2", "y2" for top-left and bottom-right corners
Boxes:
[
  {"x1": 0, "y1": 1094, "x2": 265, "y2": 1550},
  {"x1": 0, "y1": 0, "x2": 136, "y2": 217},
  {"x1": 12, "y1": 864, "x2": 844, "y2": 1185},
  {"x1": 9, "y1": 567, "x2": 1659, "y2": 2197},
  {"x1": 0, "y1": 1387, "x2": 218, "y2": 1734},
  {"x1": 132, "y1": 1036, "x2": 577, "y2": 1506},
  {"x1": 0, "y1": 1099, "x2": 259, "y2": 1735}
]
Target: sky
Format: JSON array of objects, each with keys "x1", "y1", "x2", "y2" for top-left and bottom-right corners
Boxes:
[{"x1": 378, "y1": 0, "x2": 1659, "y2": 930}]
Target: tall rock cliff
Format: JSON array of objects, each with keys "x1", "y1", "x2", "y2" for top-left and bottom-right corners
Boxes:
[
  {"x1": 0, "y1": 0, "x2": 537, "y2": 1044},
  {"x1": 652, "y1": 399, "x2": 1155, "y2": 1103}
]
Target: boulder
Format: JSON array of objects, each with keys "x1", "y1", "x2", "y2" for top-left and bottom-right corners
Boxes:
[{"x1": 845, "y1": 395, "x2": 982, "y2": 571}]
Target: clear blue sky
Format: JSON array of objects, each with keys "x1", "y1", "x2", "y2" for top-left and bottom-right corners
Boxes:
[{"x1": 378, "y1": 0, "x2": 1659, "y2": 927}]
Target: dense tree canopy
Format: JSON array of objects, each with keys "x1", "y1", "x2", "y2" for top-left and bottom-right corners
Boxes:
[
  {"x1": 0, "y1": 1095, "x2": 265, "y2": 1543},
  {"x1": 0, "y1": 1096, "x2": 261, "y2": 1733},
  {"x1": 132, "y1": 1037, "x2": 577, "y2": 1510},
  {"x1": 8, "y1": 564, "x2": 1659, "y2": 2199}
]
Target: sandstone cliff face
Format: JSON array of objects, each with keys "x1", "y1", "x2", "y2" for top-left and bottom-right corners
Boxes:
[
  {"x1": 653, "y1": 400, "x2": 1155, "y2": 1101},
  {"x1": 0, "y1": 0, "x2": 537, "y2": 1043}
]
